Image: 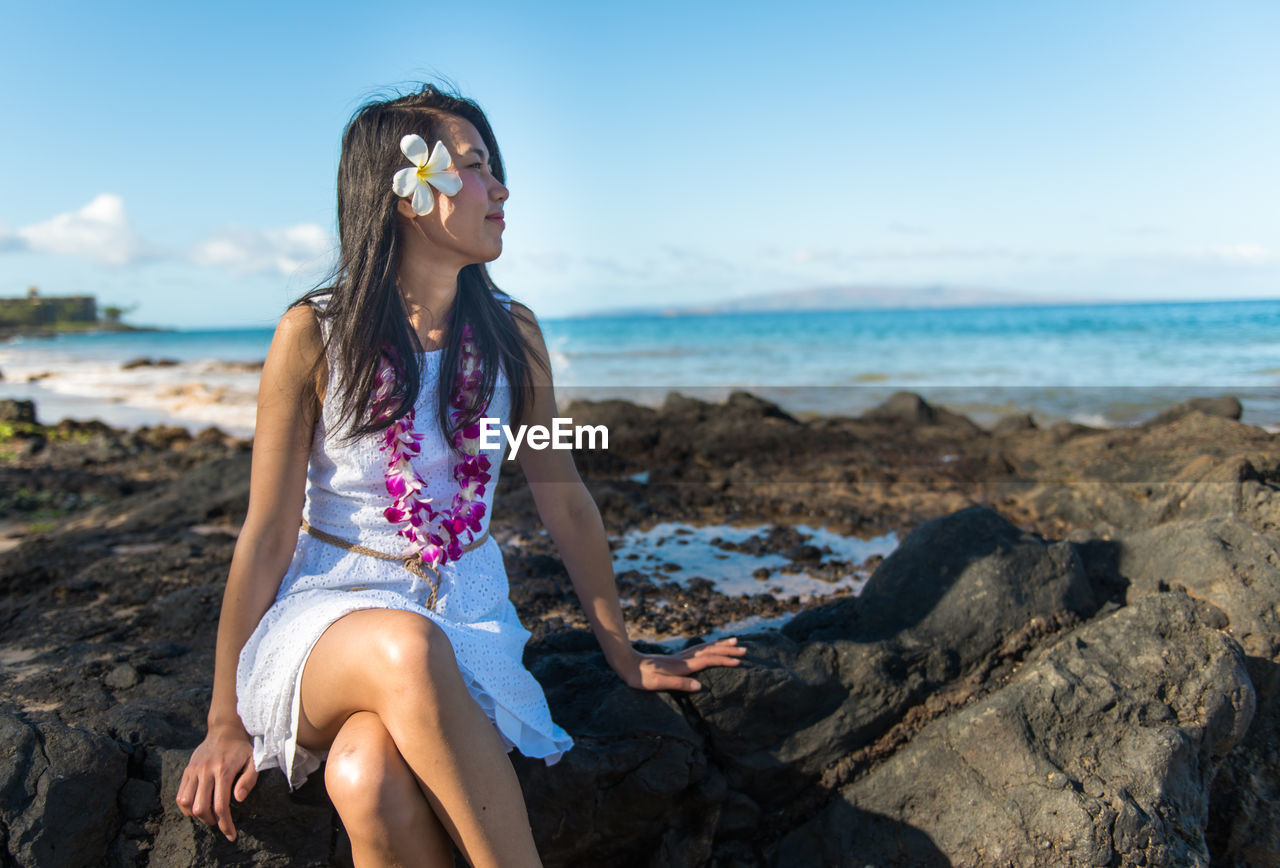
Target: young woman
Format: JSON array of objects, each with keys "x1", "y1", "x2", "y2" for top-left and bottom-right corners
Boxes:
[{"x1": 174, "y1": 83, "x2": 746, "y2": 867}]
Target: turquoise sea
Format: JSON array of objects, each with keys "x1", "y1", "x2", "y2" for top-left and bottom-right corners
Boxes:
[{"x1": 2, "y1": 299, "x2": 1278, "y2": 437}]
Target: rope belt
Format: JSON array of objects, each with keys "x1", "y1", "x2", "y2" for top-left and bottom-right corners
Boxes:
[{"x1": 299, "y1": 518, "x2": 490, "y2": 610}]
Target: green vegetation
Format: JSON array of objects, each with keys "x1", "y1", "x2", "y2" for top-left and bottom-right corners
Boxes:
[
  {"x1": 0, "y1": 488, "x2": 80, "y2": 524},
  {"x1": 0, "y1": 288, "x2": 146, "y2": 335},
  {"x1": 0, "y1": 415, "x2": 121, "y2": 464},
  {"x1": 25, "y1": 515, "x2": 59, "y2": 534},
  {"x1": 0, "y1": 420, "x2": 97, "y2": 444}
]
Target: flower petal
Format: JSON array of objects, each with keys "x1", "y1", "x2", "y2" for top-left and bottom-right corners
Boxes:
[
  {"x1": 426, "y1": 170, "x2": 463, "y2": 197},
  {"x1": 424, "y1": 140, "x2": 454, "y2": 172},
  {"x1": 411, "y1": 184, "x2": 435, "y2": 216},
  {"x1": 392, "y1": 167, "x2": 420, "y2": 198},
  {"x1": 401, "y1": 134, "x2": 430, "y2": 166}
]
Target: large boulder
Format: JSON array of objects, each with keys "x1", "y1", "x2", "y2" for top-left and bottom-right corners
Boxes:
[
  {"x1": 678, "y1": 506, "x2": 1098, "y2": 817},
  {"x1": 777, "y1": 592, "x2": 1255, "y2": 866},
  {"x1": 0, "y1": 712, "x2": 128, "y2": 867},
  {"x1": 514, "y1": 636, "x2": 725, "y2": 867},
  {"x1": 1117, "y1": 517, "x2": 1280, "y2": 866}
]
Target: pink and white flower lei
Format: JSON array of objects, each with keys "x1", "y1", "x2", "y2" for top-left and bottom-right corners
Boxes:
[{"x1": 371, "y1": 322, "x2": 492, "y2": 571}]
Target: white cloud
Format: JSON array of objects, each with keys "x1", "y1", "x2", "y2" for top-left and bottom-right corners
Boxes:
[
  {"x1": 1184, "y1": 243, "x2": 1274, "y2": 267},
  {"x1": 2, "y1": 195, "x2": 335, "y2": 277},
  {"x1": 16, "y1": 194, "x2": 150, "y2": 265},
  {"x1": 190, "y1": 223, "x2": 334, "y2": 276},
  {"x1": 0, "y1": 220, "x2": 21, "y2": 252}
]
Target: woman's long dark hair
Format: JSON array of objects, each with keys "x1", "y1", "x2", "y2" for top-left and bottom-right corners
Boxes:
[{"x1": 293, "y1": 82, "x2": 543, "y2": 452}]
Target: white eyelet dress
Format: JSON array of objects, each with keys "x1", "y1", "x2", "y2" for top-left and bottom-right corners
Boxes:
[{"x1": 235, "y1": 294, "x2": 574, "y2": 792}]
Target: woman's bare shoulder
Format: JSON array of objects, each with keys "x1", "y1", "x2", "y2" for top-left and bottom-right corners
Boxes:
[
  {"x1": 276, "y1": 303, "x2": 324, "y2": 347},
  {"x1": 265, "y1": 303, "x2": 327, "y2": 400},
  {"x1": 506, "y1": 299, "x2": 542, "y2": 340}
]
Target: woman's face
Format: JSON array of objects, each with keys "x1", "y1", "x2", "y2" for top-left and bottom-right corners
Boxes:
[{"x1": 396, "y1": 115, "x2": 508, "y2": 266}]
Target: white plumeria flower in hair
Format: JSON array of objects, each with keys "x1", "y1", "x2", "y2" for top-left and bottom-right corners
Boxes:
[{"x1": 392, "y1": 134, "x2": 463, "y2": 216}]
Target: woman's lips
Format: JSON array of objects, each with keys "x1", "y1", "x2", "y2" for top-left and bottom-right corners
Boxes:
[{"x1": 486, "y1": 213, "x2": 505, "y2": 226}]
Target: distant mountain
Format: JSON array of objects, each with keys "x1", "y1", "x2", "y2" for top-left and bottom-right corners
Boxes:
[{"x1": 567, "y1": 285, "x2": 1097, "y2": 318}]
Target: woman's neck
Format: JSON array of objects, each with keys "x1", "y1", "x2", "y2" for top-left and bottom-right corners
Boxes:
[
  {"x1": 396, "y1": 257, "x2": 459, "y2": 347},
  {"x1": 395, "y1": 214, "x2": 469, "y2": 346}
]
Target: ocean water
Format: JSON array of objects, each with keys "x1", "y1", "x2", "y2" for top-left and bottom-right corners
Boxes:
[{"x1": 2, "y1": 299, "x2": 1278, "y2": 437}]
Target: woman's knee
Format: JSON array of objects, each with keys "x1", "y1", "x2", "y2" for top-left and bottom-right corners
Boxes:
[
  {"x1": 298, "y1": 610, "x2": 463, "y2": 752},
  {"x1": 324, "y1": 711, "x2": 426, "y2": 831},
  {"x1": 372, "y1": 611, "x2": 460, "y2": 688}
]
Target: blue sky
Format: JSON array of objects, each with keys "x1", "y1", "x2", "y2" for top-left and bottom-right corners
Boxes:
[{"x1": 1, "y1": 0, "x2": 1276, "y2": 327}]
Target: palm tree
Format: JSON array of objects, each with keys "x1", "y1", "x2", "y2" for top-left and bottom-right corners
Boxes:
[{"x1": 101, "y1": 304, "x2": 136, "y2": 325}]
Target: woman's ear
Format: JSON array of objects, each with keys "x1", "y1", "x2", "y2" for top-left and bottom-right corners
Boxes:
[{"x1": 395, "y1": 197, "x2": 419, "y2": 221}]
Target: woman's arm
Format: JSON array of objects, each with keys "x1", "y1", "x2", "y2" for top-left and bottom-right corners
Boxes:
[
  {"x1": 177, "y1": 303, "x2": 325, "y2": 840},
  {"x1": 206, "y1": 303, "x2": 326, "y2": 731},
  {"x1": 508, "y1": 303, "x2": 745, "y2": 690}
]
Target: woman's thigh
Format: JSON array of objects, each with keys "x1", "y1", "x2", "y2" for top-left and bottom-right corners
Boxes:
[{"x1": 296, "y1": 607, "x2": 458, "y2": 753}]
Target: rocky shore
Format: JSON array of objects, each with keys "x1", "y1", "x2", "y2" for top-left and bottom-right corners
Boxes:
[{"x1": 1, "y1": 390, "x2": 1278, "y2": 866}]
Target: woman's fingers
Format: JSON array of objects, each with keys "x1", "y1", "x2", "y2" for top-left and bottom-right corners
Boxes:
[
  {"x1": 213, "y1": 772, "x2": 237, "y2": 841},
  {"x1": 680, "y1": 637, "x2": 746, "y2": 656},
  {"x1": 655, "y1": 655, "x2": 732, "y2": 677},
  {"x1": 629, "y1": 638, "x2": 750, "y2": 692},
  {"x1": 649, "y1": 670, "x2": 704, "y2": 692},
  {"x1": 638, "y1": 657, "x2": 698, "y2": 690},
  {"x1": 191, "y1": 771, "x2": 215, "y2": 827},
  {"x1": 234, "y1": 758, "x2": 258, "y2": 802},
  {"x1": 175, "y1": 769, "x2": 194, "y2": 817},
  {"x1": 675, "y1": 638, "x2": 747, "y2": 668},
  {"x1": 685, "y1": 654, "x2": 743, "y2": 672},
  {"x1": 174, "y1": 739, "x2": 256, "y2": 843}
]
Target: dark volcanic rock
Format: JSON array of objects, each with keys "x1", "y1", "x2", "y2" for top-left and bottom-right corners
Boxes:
[
  {"x1": 783, "y1": 505, "x2": 1097, "y2": 649},
  {"x1": 1117, "y1": 517, "x2": 1280, "y2": 661},
  {"x1": 2, "y1": 393, "x2": 1278, "y2": 865},
  {"x1": 63, "y1": 454, "x2": 252, "y2": 537},
  {"x1": 997, "y1": 410, "x2": 1280, "y2": 539},
  {"x1": 1116, "y1": 517, "x2": 1280, "y2": 866},
  {"x1": 0, "y1": 712, "x2": 129, "y2": 867},
  {"x1": 991, "y1": 411, "x2": 1037, "y2": 435},
  {"x1": 513, "y1": 646, "x2": 725, "y2": 867},
  {"x1": 777, "y1": 592, "x2": 1255, "y2": 867},
  {"x1": 150, "y1": 745, "x2": 333, "y2": 867},
  {"x1": 1142, "y1": 395, "x2": 1243, "y2": 427},
  {"x1": 0, "y1": 399, "x2": 36, "y2": 424},
  {"x1": 863, "y1": 391, "x2": 983, "y2": 430},
  {"x1": 682, "y1": 506, "x2": 1097, "y2": 813}
]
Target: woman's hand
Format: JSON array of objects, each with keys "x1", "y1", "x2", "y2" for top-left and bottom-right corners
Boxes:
[
  {"x1": 615, "y1": 637, "x2": 748, "y2": 692},
  {"x1": 175, "y1": 723, "x2": 260, "y2": 843}
]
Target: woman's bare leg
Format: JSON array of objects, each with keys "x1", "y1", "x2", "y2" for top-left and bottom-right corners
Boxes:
[
  {"x1": 296, "y1": 608, "x2": 541, "y2": 868},
  {"x1": 325, "y1": 710, "x2": 454, "y2": 867}
]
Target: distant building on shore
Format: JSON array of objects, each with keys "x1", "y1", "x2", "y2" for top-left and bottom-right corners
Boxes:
[{"x1": 0, "y1": 287, "x2": 98, "y2": 328}]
